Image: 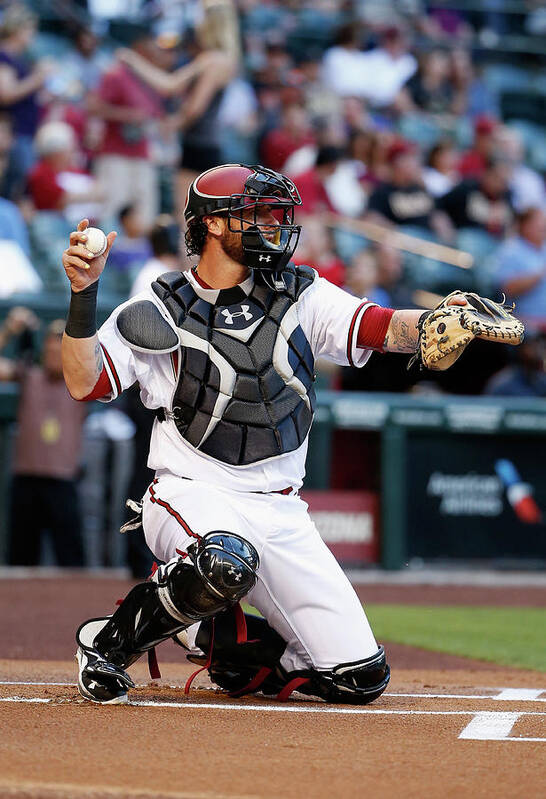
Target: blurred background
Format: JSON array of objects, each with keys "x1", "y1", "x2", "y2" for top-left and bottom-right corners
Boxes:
[{"x1": 0, "y1": 0, "x2": 545, "y2": 577}]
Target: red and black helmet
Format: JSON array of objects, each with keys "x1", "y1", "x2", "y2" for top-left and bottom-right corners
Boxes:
[{"x1": 184, "y1": 163, "x2": 302, "y2": 283}]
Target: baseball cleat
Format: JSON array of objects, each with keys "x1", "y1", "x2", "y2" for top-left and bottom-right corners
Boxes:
[{"x1": 76, "y1": 618, "x2": 134, "y2": 704}]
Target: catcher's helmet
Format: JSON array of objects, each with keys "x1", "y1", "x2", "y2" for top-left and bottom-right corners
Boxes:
[{"x1": 184, "y1": 163, "x2": 302, "y2": 288}]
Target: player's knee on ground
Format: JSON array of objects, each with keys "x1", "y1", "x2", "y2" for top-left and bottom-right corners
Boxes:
[
  {"x1": 309, "y1": 647, "x2": 390, "y2": 705},
  {"x1": 187, "y1": 609, "x2": 389, "y2": 704}
]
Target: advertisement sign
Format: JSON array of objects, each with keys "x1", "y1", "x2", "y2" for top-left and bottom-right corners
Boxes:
[
  {"x1": 300, "y1": 490, "x2": 380, "y2": 565},
  {"x1": 406, "y1": 433, "x2": 546, "y2": 561}
]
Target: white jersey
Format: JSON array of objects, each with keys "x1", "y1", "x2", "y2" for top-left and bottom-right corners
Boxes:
[{"x1": 98, "y1": 268, "x2": 375, "y2": 492}]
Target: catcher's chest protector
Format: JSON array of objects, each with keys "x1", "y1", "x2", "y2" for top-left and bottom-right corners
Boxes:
[{"x1": 152, "y1": 265, "x2": 316, "y2": 466}]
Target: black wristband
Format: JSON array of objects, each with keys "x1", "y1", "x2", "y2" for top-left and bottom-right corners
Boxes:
[
  {"x1": 65, "y1": 281, "x2": 99, "y2": 338},
  {"x1": 418, "y1": 310, "x2": 432, "y2": 329}
]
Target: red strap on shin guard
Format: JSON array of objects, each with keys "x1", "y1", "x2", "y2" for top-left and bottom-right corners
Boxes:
[
  {"x1": 148, "y1": 647, "x2": 161, "y2": 680},
  {"x1": 276, "y1": 677, "x2": 310, "y2": 701},
  {"x1": 233, "y1": 603, "x2": 248, "y2": 644},
  {"x1": 229, "y1": 666, "x2": 272, "y2": 698}
]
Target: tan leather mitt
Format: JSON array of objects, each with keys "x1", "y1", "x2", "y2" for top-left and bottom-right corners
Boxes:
[{"x1": 410, "y1": 291, "x2": 525, "y2": 371}]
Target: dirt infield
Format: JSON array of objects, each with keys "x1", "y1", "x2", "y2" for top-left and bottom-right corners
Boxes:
[{"x1": 0, "y1": 576, "x2": 544, "y2": 798}]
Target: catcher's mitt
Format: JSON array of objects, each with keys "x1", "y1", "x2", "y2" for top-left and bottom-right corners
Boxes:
[{"x1": 410, "y1": 291, "x2": 525, "y2": 371}]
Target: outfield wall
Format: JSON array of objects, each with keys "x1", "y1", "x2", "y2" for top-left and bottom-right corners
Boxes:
[{"x1": 1, "y1": 385, "x2": 545, "y2": 570}]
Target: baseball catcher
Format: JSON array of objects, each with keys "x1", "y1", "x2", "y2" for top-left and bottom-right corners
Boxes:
[{"x1": 61, "y1": 164, "x2": 523, "y2": 705}]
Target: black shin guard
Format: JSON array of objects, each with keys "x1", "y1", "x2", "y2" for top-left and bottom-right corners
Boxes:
[
  {"x1": 94, "y1": 582, "x2": 187, "y2": 670},
  {"x1": 92, "y1": 532, "x2": 260, "y2": 672}
]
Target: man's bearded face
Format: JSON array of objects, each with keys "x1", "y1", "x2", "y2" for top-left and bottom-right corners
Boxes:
[{"x1": 219, "y1": 224, "x2": 245, "y2": 263}]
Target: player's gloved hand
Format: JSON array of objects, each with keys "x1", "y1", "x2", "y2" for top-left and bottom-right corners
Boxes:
[
  {"x1": 62, "y1": 218, "x2": 116, "y2": 294},
  {"x1": 409, "y1": 290, "x2": 525, "y2": 371}
]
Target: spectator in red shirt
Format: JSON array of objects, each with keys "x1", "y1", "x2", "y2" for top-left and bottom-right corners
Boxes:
[
  {"x1": 260, "y1": 102, "x2": 315, "y2": 173},
  {"x1": 292, "y1": 216, "x2": 345, "y2": 287},
  {"x1": 28, "y1": 121, "x2": 102, "y2": 220},
  {"x1": 458, "y1": 115, "x2": 498, "y2": 178},
  {"x1": 294, "y1": 146, "x2": 342, "y2": 215},
  {"x1": 88, "y1": 24, "x2": 164, "y2": 227}
]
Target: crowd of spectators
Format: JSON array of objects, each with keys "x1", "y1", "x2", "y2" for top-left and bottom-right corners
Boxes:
[{"x1": 0, "y1": 0, "x2": 546, "y2": 566}]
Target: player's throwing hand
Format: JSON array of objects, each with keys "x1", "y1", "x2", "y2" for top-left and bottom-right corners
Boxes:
[{"x1": 62, "y1": 219, "x2": 116, "y2": 293}]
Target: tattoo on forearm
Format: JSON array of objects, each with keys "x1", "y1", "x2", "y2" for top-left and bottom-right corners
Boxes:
[
  {"x1": 94, "y1": 340, "x2": 103, "y2": 375},
  {"x1": 385, "y1": 313, "x2": 420, "y2": 353}
]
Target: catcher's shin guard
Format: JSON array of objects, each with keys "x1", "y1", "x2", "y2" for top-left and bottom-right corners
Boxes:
[{"x1": 76, "y1": 532, "x2": 259, "y2": 703}]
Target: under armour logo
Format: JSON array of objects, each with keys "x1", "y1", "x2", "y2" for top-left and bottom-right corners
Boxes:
[
  {"x1": 259, "y1": 255, "x2": 271, "y2": 262},
  {"x1": 227, "y1": 566, "x2": 242, "y2": 581},
  {"x1": 221, "y1": 305, "x2": 253, "y2": 325}
]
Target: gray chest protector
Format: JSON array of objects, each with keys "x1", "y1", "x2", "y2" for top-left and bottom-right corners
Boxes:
[{"x1": 151, "y1": 265, "x2": 316, "y2": 466}]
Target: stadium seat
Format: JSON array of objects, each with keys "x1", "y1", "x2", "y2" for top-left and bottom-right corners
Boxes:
[
  {"x1": 483, "y1": 64, "x2": 532, "y2": 94},
  {"x1": 28, "y1": 212, "x2": 73, "y2": 294},
  {"x1": 397, "y1": 115, "x2": 443, "y2": 149},
  {"x1": 333, "y1": 228, "x2": 370, "y2": 263}
]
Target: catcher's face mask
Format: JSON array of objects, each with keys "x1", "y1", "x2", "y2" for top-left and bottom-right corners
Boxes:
[{"x1": 185, "y1": 164, "x2": 302, "y2": 289}]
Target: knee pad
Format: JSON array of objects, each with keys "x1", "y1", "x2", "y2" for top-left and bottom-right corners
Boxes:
[
  {"x1": 155, "y1": 532, "x2": 259, "y2": 623},
  {"x1": 311, "y1": 645, "x2": 390, "y2": 705},
  {"x1": 92, "y1": 532, "x2": 258, "y2": 671}
]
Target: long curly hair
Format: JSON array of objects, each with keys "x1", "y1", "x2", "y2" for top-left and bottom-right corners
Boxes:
[{"x1": 184, "y1": 219, "x2": 209, "y2": 257}]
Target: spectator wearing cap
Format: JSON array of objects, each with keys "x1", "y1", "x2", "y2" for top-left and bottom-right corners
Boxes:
[
  {"x1": 130, "y1": 215, "x2": 181, "y2": 296},
  {"x1": 27, "y1": 121, "x2": 102, "y2": 221},
  {"x1": 436, "y1": 156, "x2": 514, "y2": 239},
  {"x1": 458, "y1": 115, "x2": 498, "y2": 178},
  {"x1": 89, "y1": 25, "x2": 165, "y2": 227},
  {"x1": 366, "y1": 139, "x2": 438, "y2": 231},
  {"x1": 1, "y1": 318, "x2": 86, "y2": 567},
  {"x1": 493, "y1": 208, "x2": 546, "y2": 323},
  {"x1": 0, "y1": 6, "x2": 54, "y2": 185}
]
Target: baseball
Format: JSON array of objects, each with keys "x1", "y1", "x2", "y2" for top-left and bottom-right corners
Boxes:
[{"x1": 84, "y1": 227, "x2": 107, "y2": 257}]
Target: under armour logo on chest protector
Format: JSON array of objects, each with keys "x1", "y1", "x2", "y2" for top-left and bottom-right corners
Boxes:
[{"x1": 221, "y1": 305, "x2": 253, "y2": 325}]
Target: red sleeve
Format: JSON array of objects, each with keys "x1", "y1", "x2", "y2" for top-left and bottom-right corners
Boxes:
[
  {"x1": 79, "y1": 366, "x2": 113, "y2": 401},
  {"x1": 356, "y1": 306, "x2": 395, "y2": 353},
  {"x1": 98, "y1": 69, "x2": 120, "y2": 103},
  {"x1": 28, "y1": 162, "x2": 64, "y2": 210}
]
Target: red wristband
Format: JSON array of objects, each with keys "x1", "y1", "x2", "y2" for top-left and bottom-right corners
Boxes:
[{"x1": 357, "y1": 306, "x2": 395, "y2": 353}]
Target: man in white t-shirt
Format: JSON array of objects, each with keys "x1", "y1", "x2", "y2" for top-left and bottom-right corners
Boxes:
[{"x1": 61, "y1": 163, "x2": 465, "y2": 706}]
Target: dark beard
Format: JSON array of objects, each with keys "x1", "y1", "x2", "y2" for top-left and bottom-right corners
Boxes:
[{"x1": 220, "y1": 227, "x2": 245, "y2": 264}]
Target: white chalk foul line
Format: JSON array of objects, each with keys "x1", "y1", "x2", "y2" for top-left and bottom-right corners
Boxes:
[
  {"x1": 0, "y1": 682, "x2": 545, "y2": 702},
  {"x1": 459, "y1": 711, "x2": 546, "y2": 742},
  {"x1": 1, "y1": 695, "x2": 546, "y2": 719}
]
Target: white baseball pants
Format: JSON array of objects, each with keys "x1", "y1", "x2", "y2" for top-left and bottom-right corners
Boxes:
[{"x1": 142, "y1": 472, "x2": 378, "y2": 672}]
